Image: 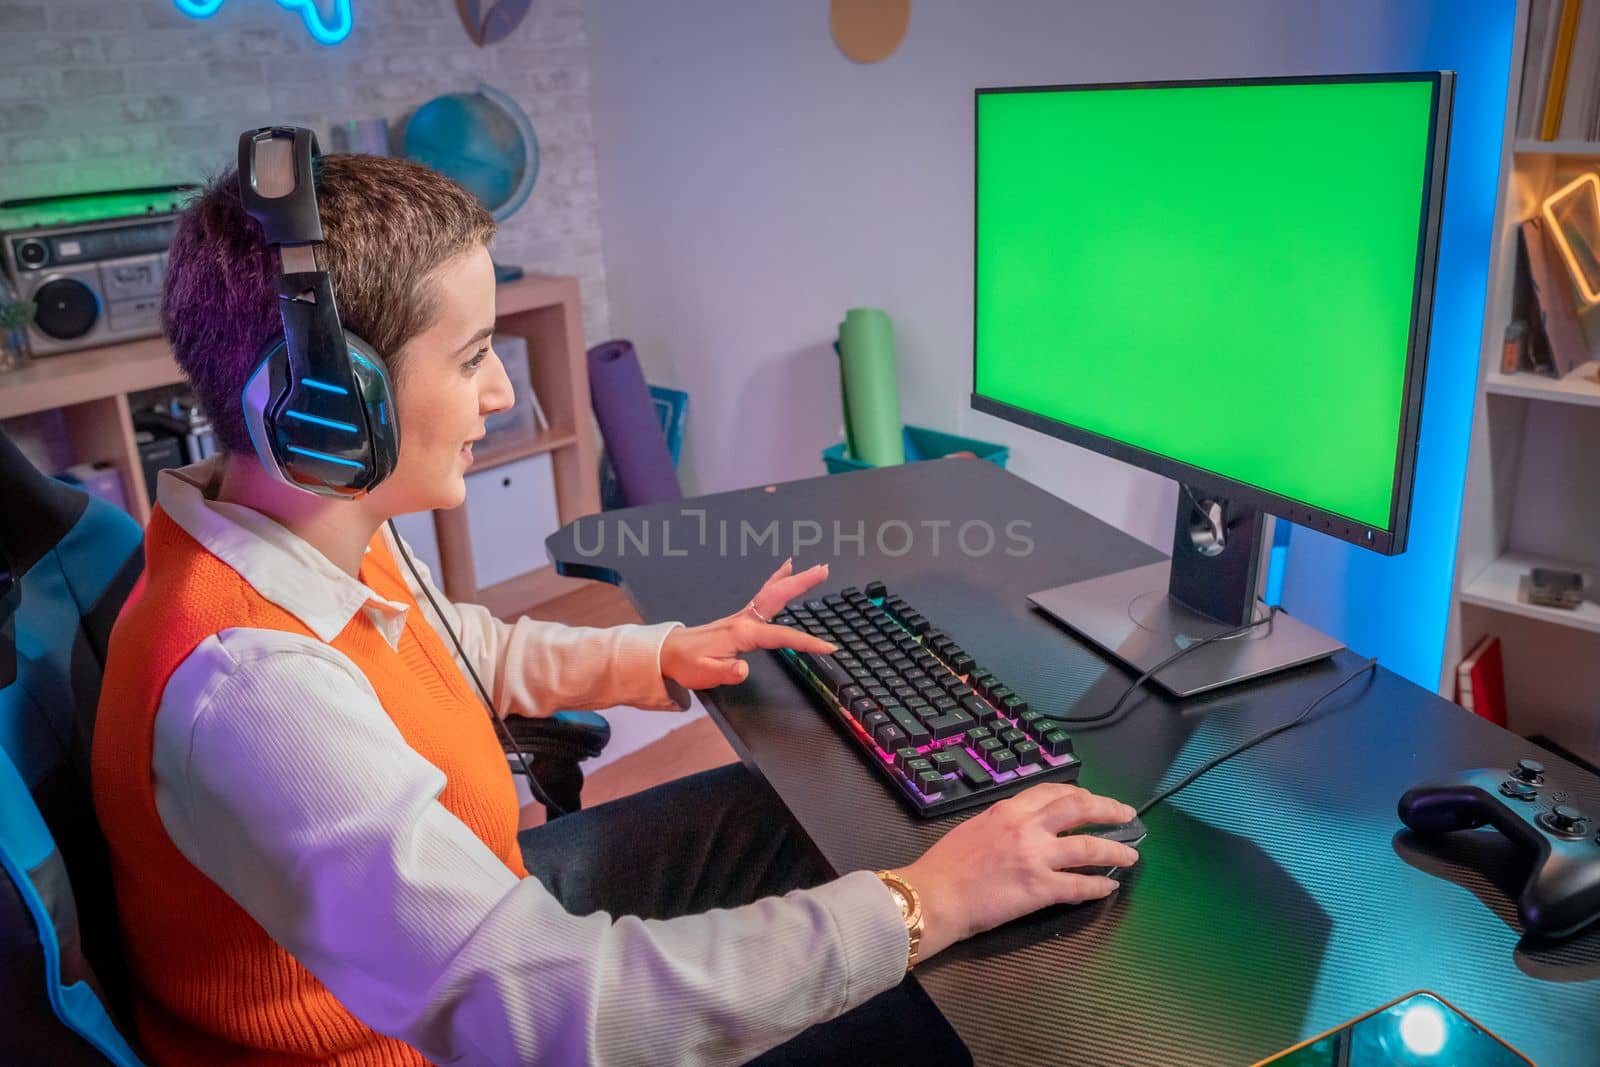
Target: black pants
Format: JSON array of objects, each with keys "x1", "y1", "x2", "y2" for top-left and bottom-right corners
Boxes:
[{"x1": 517, "y1": 763, "x2": 968, "y2": 1065}]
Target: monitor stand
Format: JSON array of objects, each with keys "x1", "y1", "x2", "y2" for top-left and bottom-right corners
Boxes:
[{"x1": 1028, "y1": 485, "x2": 1344, "y2": 698}]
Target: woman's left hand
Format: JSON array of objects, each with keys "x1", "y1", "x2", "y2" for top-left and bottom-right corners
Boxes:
[{"x1": 659, "y1": 558, "x2": 839, "y2": 690}]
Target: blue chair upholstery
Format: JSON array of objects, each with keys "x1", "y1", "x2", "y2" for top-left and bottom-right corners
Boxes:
[{"x1": 1, "y1": 427, "x2": 143, "y2": 1064}]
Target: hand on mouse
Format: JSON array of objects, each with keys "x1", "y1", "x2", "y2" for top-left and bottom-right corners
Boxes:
[
  {"x1": 892, "y1": 783, "x2": 1139, "y2": 962},
  {"x1": 659, "y1": 558, "x2": 838, "y2": 690}
]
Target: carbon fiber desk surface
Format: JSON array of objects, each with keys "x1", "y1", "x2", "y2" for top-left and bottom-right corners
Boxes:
[{"x1": 548, "y1": 459, "x2": 1597, "y2": 1066}]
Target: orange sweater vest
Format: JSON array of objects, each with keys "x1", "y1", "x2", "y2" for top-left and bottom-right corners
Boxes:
[{"x1": 92, "y1": 508, "x2": 528, "y2": 1065}]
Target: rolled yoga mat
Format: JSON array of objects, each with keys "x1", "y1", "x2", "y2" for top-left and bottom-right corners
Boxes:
[
  {"x1": 836, "y1": 307, "x2": 905, "y2": 466},
  {"x1": 587, "y1": 340, "x2": 683, "y2": 507}
]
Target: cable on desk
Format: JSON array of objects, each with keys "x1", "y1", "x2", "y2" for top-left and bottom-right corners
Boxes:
[
  {"x1": 1042, "y1": 604, "x2": 1279, "y2": 727},
  {"x1": 1134, "y1": 656, "x2": 1379, "y2": 817}
]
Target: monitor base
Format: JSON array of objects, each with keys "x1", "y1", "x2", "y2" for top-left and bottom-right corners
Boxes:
[{"x1": 1028, "y1": 561, "x2": 1344, "y2": 698}]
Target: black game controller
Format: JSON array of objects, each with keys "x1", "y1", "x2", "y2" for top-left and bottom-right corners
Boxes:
[{"x1": 1398, "y1": 757, "x2": 1600, "y2": 939}]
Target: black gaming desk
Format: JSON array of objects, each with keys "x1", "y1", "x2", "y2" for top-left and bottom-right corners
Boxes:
[{"x1": 549, "y1": 459, "x2": 1598, "y2": 1066}]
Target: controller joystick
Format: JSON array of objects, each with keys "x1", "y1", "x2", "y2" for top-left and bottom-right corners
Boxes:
[{"x1": 1399, "y1": 757, "x2": 1600, "y2": 939}]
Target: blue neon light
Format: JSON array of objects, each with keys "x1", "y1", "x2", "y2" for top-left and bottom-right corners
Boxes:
[
  {"x1": 283, "y1": 409, "x2": 359, "y2": 433},
  {"x1": 286, "y1": 444, "x2": 364, "y2": 469},
  {"x1": 173, "y1": 1, "x2": 353, "y2": 46},
  {"x1": 299, "y1": 377, "x2": 350, "y2": 395},
  {"x1": 1278, "y1": 7, "x2": 1516, "y2": 691}
]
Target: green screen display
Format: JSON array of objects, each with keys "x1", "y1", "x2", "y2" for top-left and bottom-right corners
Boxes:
[{"x1": 975, "y1": 78, "x2": 1437, "y2": 531}]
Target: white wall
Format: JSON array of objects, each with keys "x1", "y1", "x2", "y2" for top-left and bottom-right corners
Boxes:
[{"x1": 582, "y1": 0, "x2": 1477, "y2": 552}]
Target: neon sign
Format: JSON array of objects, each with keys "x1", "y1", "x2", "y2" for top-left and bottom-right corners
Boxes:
[{"x1": 173, "y1": 0, "x2": 353, "y2": 47}]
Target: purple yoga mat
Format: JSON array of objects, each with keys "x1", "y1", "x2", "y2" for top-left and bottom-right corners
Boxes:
[{"x1": 587, "y1": 339, "x2": 682, "y2": 507}]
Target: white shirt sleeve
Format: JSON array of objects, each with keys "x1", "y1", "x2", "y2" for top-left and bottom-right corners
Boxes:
[
  {"x1": 380, "y1": 525, "x2": 692, "y2": 717},
  {"x1": 152, "y1": 629, "x2": 908, "y2": 1066}
]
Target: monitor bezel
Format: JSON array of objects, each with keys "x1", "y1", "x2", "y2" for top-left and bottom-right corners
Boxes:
[{"x1": 970, "y1": 71, "x2": 1453, "y2": 556}]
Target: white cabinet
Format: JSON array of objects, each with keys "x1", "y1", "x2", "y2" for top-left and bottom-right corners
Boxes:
[{"x1": 464, "y1": 452, "x2": 561, "y2": 590}]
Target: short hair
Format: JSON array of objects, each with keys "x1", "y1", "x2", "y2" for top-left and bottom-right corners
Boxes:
[{"x1": 161, "y1": 154, "x2": 497, "y2": 454}]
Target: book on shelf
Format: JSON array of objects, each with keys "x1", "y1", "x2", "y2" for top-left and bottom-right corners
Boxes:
[
  {"x1": 1519, "y1": 0, "x2": 1563, "y2": 138},
  {"x1": 1518, "y1": 0, "x2": 1600, "y2": 142},
  {"x1": 1519, "y1": 215, "x2": 1592, "y2": 375},
  {"x1": 1455, "y1": 634, "x2": 1508, "y2": 728}
]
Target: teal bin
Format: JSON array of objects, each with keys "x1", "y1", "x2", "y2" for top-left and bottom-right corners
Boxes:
[{"x1": 822, "y1": 425, "x2": 1009, "y2": 474}]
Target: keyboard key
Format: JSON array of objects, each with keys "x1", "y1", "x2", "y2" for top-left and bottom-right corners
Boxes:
[
  {"x1": 940, "y1": 676, "x2": 967, "y2": 697},
  {"x1": 931, "y1": 696, "x2": 959, "y2": 713},
  {"x1": 926, "y1": 711, "x2": 974, "y2": 740},
  {"x1": 930, "y1": 750, "x2": 959, "y2": 774},
  {"x1": 998, "y1": 728, "x2": 1026, "y2": 747},
  {"x1": 806, "y1": 655, "x2": 851, "y2": 696},
  {"x1": 1001, "y1": 695, "x2": 1029, "y2": 717},
  {"x1": 849, "y1": 697, "x2": 879, "y2": 720},
  {"x1": 839, "y1": 685, "x2": 866, "y2": 705},
  {"x1": 865, "y1": 580, "x2": 887, "y2": 599},
  {"x1": 875, "y1": 723, "x2": 907, "y2": 751},
  {"x1": 886, "y1": 705, "x2": 931, "y2": 746},
  {"x1": 965, "y1": 726, "x2": 993, "y2": 745},
  {"x1": 948, "y1": 746, "x2": 993, "y2": 786},
  {"x1": 1040, "y1": 729, "x2": 1074, "y2": 757},
  {"x1": 1012, "y1": 740, "x2": 1042, "y2": 766},
  {"x1": 915, "y1": 769, "x2": 944, "y2": 795},
  {"x1": 976, "y1": 736, "x2": 1005, "y2": 758},
  {"x1": 905, "y1": 757, "x2": 933, "y2": 777},
  {"x1": 989, "y1": 685, "x2": 1014, "y2": 704},
  {"x1": 958, "y1": 695, "x2": 995, "y2": 722},
  {"x1": 905, "y1": 614, "x2": 931, "y2": 636},
  {"x1": 950, "y1": 652, "x2": 976, "y2": 675},
  {"x1": 861, "y1": 710, "x2": 890, "y2": 735},
  {"x1": 823, "y1": 594, "x2": 845, "y2": 609},
  {"x1": 990, "y1": 749, "x2": 1019, "y2": 774},
  {"x1": 893, "y1": 746, "x2": 920, "y2": 772}
]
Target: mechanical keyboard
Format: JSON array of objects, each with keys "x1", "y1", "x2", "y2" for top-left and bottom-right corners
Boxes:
[{"x1": 774, "y1": 581, "x2": 1080, "y2": 817}]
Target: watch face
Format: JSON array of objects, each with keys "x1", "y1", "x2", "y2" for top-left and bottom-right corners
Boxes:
[{"x1": 893, "y1": 890, "x2": 911, "y2": 921}]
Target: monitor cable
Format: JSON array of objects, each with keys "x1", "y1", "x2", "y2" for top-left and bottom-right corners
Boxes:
[
  {"x1": 1042, "y1": 605, "x2": 1280, "y2": 728},
  {"x1": 1134, "y1": 656, "x2": 1379, "y2": 817},
  {"x1": 387, "y1": 519, "x2": 569, "y2": 818}
]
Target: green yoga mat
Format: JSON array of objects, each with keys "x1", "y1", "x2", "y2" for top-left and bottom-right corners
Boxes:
[{"x1": 836, "y1": 307, "x2": 905, "y2": 466}]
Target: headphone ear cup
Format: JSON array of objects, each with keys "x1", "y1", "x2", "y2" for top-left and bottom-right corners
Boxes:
[
  {"x1": 343, "y1": 332, "x2": 401, "y2": 487},
  {"x1": 241, "y1": 333, "x2": 298, "y2": 489}
]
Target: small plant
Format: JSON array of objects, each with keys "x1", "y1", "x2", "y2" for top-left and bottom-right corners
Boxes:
[{"x1": 0, "y1": 299, "x2": 36, "y2": 331}]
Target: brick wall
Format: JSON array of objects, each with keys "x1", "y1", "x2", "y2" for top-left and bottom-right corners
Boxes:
[{"x1": 0, "y1": 0, "x2": 612, "y2": 339}]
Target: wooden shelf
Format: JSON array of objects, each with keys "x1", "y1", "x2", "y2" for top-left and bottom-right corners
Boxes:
[
  {"x1": 1484, "y1": 361, "x2": 1600, "y2": 407},
  {"x1": 1460, "y1": 551, "x2": 1600, "y2": 636},
  {"x1": 0, "y1": 336, "x2": 183, "y2": 419},
  {"x1": 471, "y1": 430, "x2": 578, "y2": 473},
  {"x1": 1511, "y1": 138, "x2": 1600, "y2": 155},
  {"x1": 0, "y1": 270, "x2": 601, "y2": 616}
]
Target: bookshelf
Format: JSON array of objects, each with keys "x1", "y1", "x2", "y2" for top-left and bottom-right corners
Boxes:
[
  {"x1": 1443, "y1": 0, "x2": 1600, "y2": 764},
  {"x1": 0, "y1": 272, "x2": 599, "y2": 618}
]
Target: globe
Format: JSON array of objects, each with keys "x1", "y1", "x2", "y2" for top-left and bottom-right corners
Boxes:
[{"x1": 402, "y1": 83, "x2": 538, "y2": 223}]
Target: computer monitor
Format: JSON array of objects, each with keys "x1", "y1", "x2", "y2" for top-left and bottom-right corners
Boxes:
[{"x1": 972, "y1": 72, "x2": 1453, "y2": 696}]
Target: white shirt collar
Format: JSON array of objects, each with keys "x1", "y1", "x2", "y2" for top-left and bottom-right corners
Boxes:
[{"x1": 156, "y1": 458, "x2": 411, "y2": 650}]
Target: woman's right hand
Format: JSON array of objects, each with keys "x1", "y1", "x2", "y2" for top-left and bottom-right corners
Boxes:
[{"x1": 893, "y1": 783, "x2": 1140, "y2": 961}]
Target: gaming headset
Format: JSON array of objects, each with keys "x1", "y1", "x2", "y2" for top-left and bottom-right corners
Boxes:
[
  {"x1": 237, "y1": 126, "x2": 400, "y2": 499},
  {"x1": 233, "y1": 130, "x2": 566, "y2": 813}
]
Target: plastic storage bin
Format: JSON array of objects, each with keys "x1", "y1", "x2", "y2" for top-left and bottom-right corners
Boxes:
[{"x1": 822, "y1": 425, "x2": 1008, "y2": 474}]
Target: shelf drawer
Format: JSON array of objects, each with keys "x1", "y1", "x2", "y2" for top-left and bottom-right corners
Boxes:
[{"x1": 464, "y1": 452, "x2": 560, "y2": 590}]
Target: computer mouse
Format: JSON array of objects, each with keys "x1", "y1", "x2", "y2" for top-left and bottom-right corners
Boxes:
[
  {"x1": 1076, "y1": 815, "x2": 1147, "y2": 849},
  {"x1": 1063, "y1": 816, "x2": 1146, "y2": 880}
]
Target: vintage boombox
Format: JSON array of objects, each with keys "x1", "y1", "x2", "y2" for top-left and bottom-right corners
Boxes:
[{"x1": 0, "y1": 186, "x2": 194, "y2": 357}]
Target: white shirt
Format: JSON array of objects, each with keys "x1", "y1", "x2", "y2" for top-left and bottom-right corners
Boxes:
[{"x1": 147, "y1": 461, "x2": 908, "y2": 1066}]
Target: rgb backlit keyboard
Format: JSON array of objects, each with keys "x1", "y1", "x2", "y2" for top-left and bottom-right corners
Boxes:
[{"x1": 774, "y1": 581, "x2": 1080, "y2": 817}]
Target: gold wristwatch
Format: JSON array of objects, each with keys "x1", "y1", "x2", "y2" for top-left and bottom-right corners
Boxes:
[{"x1": 874, "y1": 869, "x2": 923, "y2": 971}]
